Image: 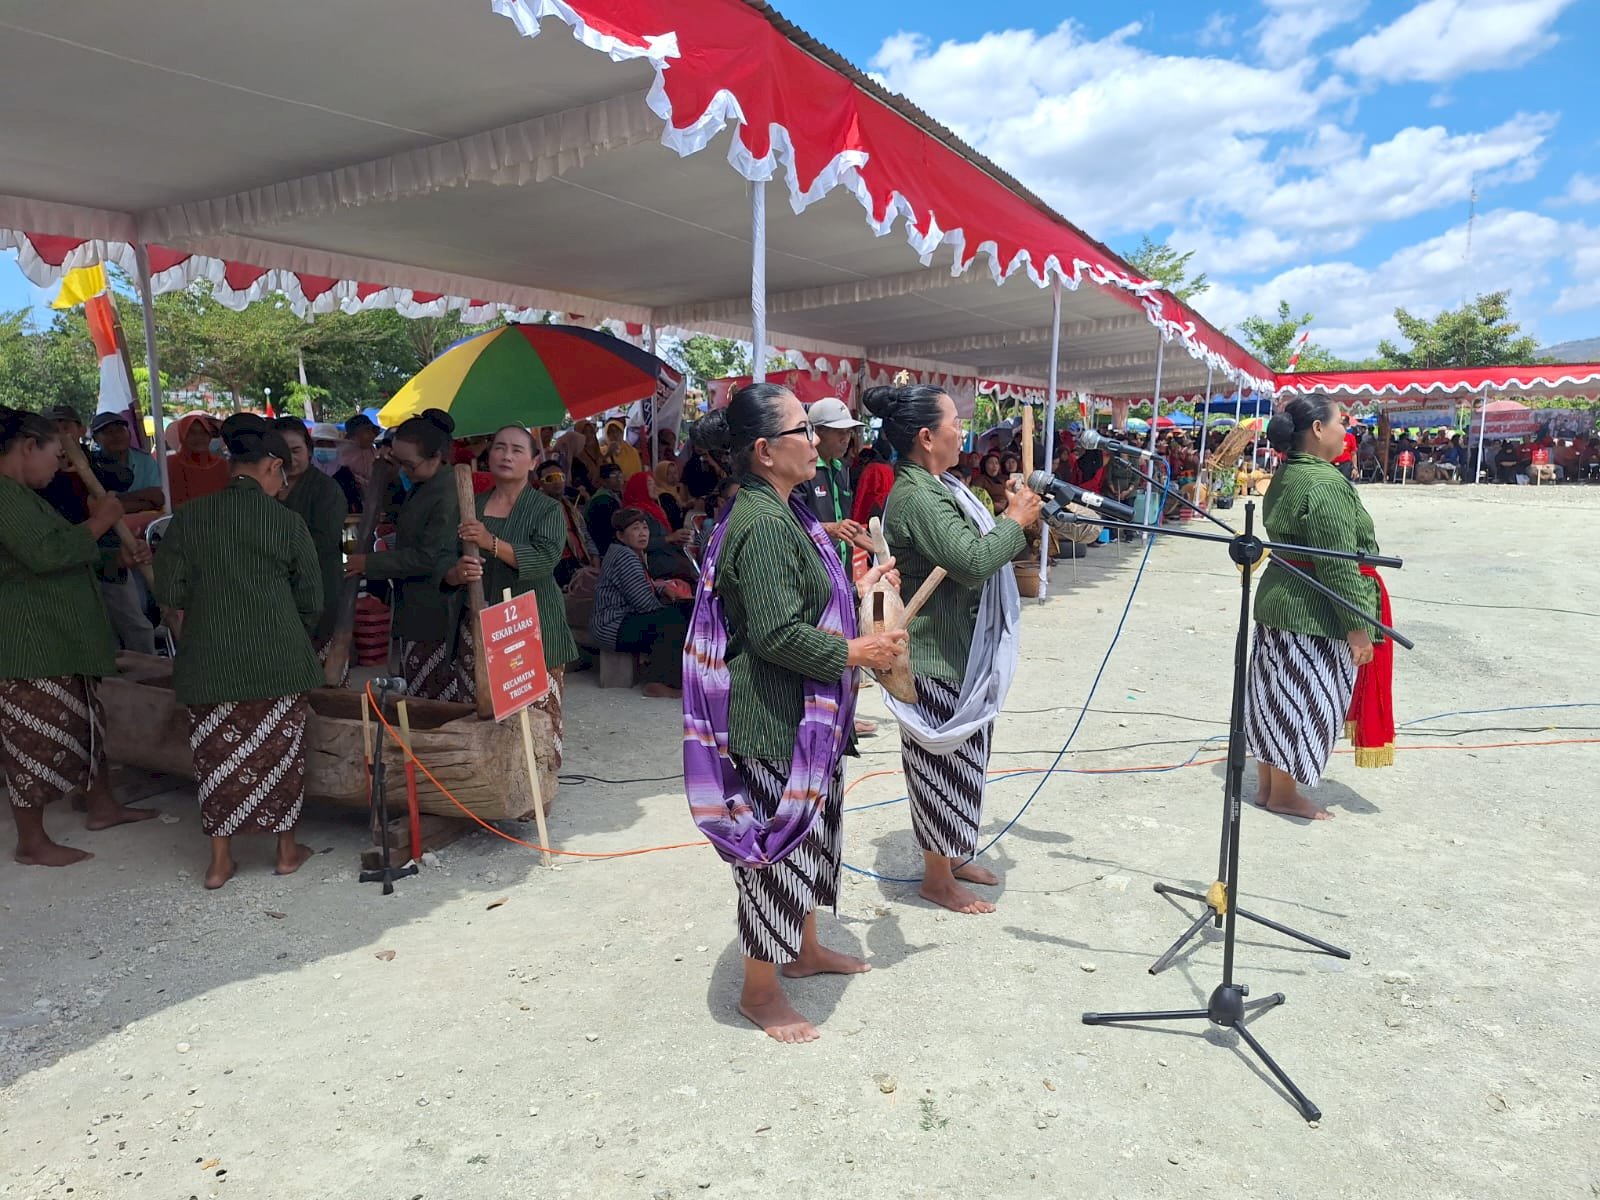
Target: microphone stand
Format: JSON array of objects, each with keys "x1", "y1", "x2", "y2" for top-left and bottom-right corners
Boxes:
[
  {"x1": 1058, "y1": 485, "x2": 1410, "y2": 1122},
  {"x1": 359, "y1": 680, "x2": 420, "y2": 895},
  {"x1": 1094, "y1": 454, "x2": 1363, "y2": 972}
]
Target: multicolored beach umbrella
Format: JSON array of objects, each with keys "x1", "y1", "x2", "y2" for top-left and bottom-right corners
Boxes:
[{"x1": 378, "y1": 324, "x2": 669, "y2": 435}]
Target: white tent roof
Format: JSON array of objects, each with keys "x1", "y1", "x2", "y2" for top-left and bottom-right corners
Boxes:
[{"x1": 0, "y1": 0, "x2": 1273, "y2": 400}]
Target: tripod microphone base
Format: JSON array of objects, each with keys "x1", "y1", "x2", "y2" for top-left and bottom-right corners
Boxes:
[
  {"x1": 1147, "y1": 881, "x2": 1351, "y2": 975},
  {"x1": 1083, "y1": 985, "x2": 1321, "y2": 1122},
  {"x1": 359, "y1": 863, "x2": 418, "y2": 895}
]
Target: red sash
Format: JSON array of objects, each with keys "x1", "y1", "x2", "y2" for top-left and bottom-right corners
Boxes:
[{"x1": 1281, "y1": 560, "x2": 1395, "y2": 768}]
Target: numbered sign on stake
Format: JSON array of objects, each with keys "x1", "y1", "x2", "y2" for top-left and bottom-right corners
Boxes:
[{"x1": 478, "y1": 594, "x2": 550, "y2": 722}]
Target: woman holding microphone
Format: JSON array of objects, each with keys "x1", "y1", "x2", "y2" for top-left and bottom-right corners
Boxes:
[{"x1": 870, "y1": 383, "x2": 1041, "y2": 916}]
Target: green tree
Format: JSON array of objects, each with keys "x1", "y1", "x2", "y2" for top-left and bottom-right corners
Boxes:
[
  {"x1": 1376, "y1": 290, "x2": 1544, "y2": 369},
  {"x1": 0, "y1": 308, "x2": 99, "y2": 412},
  {"x1": 1237, "y1": 300, "x2": 1349, "y2": 372},
  {"x1": 1124, "y1": 236, "x2": 1210, "y2": 301},
  {"x1": 670, "y1": 334, "x2": 750, "y2": 385}
]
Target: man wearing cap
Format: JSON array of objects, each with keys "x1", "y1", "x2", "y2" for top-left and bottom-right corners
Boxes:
[
  {"x1": 800, "y1": 398, "x2": 874, "y2": 565},
  {"x1": 90, "y1": 411, "x2": 164, "y2": 514},
  {"x1": 802, "y1": 397, "x2": 880, "y2": 737},
  {"x1": 88, "y1": 411, "x2": 163, "y2": 654}
]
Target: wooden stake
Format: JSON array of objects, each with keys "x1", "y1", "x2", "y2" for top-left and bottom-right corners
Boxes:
[
  {"x1": 1021, "y1": 404, "x2": 1035, "y2": 479},
  {"x1": 58, "y1": 439, "x2": 156, "y2": 590},
  {"x1": 505, "y1": 587, "x2": 553, "y2": 867},
  {"x1": 456, "y1": 465, "x2": 494, "y2": 719},
  {"x1": 396, "y1": 699, "x2": 423, "y2": 865}
]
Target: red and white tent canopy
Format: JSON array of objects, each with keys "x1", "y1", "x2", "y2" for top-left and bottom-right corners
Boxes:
[
  {"x1": 0, "y1": 0, "x2": 1272, "y2": 401},
  {"x1": 1275, "y1": 364, "x2": 1600, "y2": 402}
]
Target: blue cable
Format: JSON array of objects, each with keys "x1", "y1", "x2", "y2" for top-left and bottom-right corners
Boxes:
[
  {"x1": 841, "y1": 538, "x2": 1598, "y2": 883},
  {"x1": 843, "y1": 535, "x2": 1158, "y2": 884}
]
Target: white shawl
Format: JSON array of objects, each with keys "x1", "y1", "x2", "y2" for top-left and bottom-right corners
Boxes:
[{"x1": 883, "y1": 473, "x2": 1022, "y2": 754}]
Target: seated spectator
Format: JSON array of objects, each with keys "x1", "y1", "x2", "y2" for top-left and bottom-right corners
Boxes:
[
  {"x1": 974, "y1": 452, "x2": 1010, "y2": 510},
  {"x1": 167, "y1": 413, "x2": 228, "y2": 508},
  {"x1": 1494, "y1": 442, "x2": 1521, "y2": 484},
  {"x1": 88, "y1": 411, "x2": 161, "y2": 654},
  {"x1": 622, "y1": 469, "x2": 697, "y2": 583},
  {"x1": 584, "y1": 463, "x2": 625, "y2": 556},
  {"x1": 681, "y1": 440, "x2": 725, "y2": 507},
  {"x1": 538, "y1": 462, "x2": 598, "y2": 590},
  {"x1": 339, "y1": 414, "x2": 379, "y2": 492},
  {"x1": 589, "y1": 508, "x2": 691, "y2": 698},
  {"x1": 653, "y1": 460, "x2": 688, "y2": 530}
]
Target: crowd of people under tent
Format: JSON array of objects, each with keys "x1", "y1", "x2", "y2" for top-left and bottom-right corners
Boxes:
[{"x1": 0, "y1": 379, "x2": 1570, "y2": 888}]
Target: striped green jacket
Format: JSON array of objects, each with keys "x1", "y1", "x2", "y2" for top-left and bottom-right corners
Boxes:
[
  {"x1": 880, "y1": 461, "x2": 1027, "y2": 683},
  {"x1": 155, "y1": 475, "x2": 325, "y2": 706},
  {"x1": 714, "y1": 475, "x2": 852, "y2": 760},
  {"x1": 1254, "y1": 453, "x2": 1381, "y2": 640},
  {"x1": 280, "y1": 466, "x2": 348, "y2": 641},
  {"x1": 474, "y1": 486, "x2": 579, "y2": 671},
  {"x1": 363, "y1": 468, "x2": 459, "y2": 642},
  {"x1": 0, "y1": 476, "x2": 117, "y2": 680}
]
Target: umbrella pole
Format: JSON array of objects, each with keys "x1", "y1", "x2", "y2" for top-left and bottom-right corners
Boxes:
[
  {"x1": 1195, "y1": 365, "x2": 1215, "y2": 487},
  {"x1": 1039, "y1": 279, "x2": 1062, "y2": 601},
  {"x1": 750, "y1": 181, "x2": 768, "y2": 383}
]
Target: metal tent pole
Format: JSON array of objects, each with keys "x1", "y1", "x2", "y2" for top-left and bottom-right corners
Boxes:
[
  {"x1": 1475, "y1": 389, "x2": 1490, "y2": 483},
  {"x1": 1194, "y1": 364, "x2": 1215, "y2": 488},
  {"x1": 1140, "y1": 335, "x2": 1166, "y2": 524},
  {"x1": 750, "y1": 181, "x2": 768, "y2": 383},
  {"x1": 1038, "y1": 279, "x2": 1062, "y2": 600},
  {"x1": 132, "y1": 244, "x2": 171, "y2": 510}
]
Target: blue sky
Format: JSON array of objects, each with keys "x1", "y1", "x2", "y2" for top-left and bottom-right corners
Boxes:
[{"x1": 5, "y1": 0, "x2": 1597, "y2": 359}]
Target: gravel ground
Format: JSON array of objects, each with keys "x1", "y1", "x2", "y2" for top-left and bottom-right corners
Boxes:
[{"x1": 2, "y1": 483, "x2": 1597, "y2": 1200}]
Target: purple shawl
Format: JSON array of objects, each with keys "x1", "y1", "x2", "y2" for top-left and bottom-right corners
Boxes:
[{"x1": 682, "y1": 492, "x2": 857, "y2": 868}]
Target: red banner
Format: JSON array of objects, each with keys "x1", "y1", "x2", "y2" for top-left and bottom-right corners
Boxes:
[{"x1": 478, "y1": 594, "x2": 550, "y2": 722}]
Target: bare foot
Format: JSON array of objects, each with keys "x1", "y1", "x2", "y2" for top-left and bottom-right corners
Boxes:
[
  {"x1": 204, "y1": 860, "x2": 237, "y2": 890},
  {"x1": 920, "y1": 876, "x2": 997, "y2": 914},
  {"x1": 642, "y1": 683, "x2": 682, "y2": 699},
  {"x1": 1265, "y1": 792, "x2": 1334, "y2": 821},
  {"x1": 14, "y1": 841, "x2": 93, "y2": 868},
  {"x1": 953, "y1": 861, "x2": 999, "y2": 886},
  {"x1": 853, "y1": 718, "x2": 878, "y2": 737},
  {"x1": 273, "y1": 843, "x2": 316, "y2": 876},
  {"x1": 783, "y1": 946, "x2": 871, "y2": 979},
  {"x1": 739, "y1": 992, "x2": 820, "y2": 1043},
  {"x1": 84, "y1": 805, "x2": 159, "y2": 831}
]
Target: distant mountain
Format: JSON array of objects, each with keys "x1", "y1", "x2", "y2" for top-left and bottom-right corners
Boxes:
[{"x1": 1538, "y1": 336, "x2": 1600, "y2": 363}]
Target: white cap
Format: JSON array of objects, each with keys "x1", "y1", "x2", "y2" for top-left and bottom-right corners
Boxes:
[
  {"x1": 806, "y1": 397, "x2": 864, "y2": 430},
  {"x1": 309, "y1": 423, "x2": 344, "y2": 442}
]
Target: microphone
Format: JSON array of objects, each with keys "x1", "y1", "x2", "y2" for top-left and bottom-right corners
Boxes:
[
  {"x1": 1025, "y1": 470, "x2": 1136, "y2": 523},
  {"x1": 369, "y1": 676, "x2": 408, "y2": 694},
  {"x1": 1079, "y1": 429, "x2": 1159, "y2": 458}
]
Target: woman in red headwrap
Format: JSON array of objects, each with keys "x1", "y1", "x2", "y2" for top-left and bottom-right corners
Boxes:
[
  {"x1": 167, "y1": 413, "x2": 229, "y2": 509},
  {"x1": 622, "y1": 470, "x2": 696, "y2": 583}
]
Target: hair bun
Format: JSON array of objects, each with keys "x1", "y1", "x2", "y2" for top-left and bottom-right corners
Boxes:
[
  {"x1": 1265, "y1": 412, "x2": 1297, "y2": 454},
  {"x1": 420, "y1": 408, "x2": 456, "y2": 436},
  {"x1": 860, "y1": 386, "x2": 898, "y2": 421},
  {"x1": 692, "y1": 411, "x2": 733, "y2": 455}
]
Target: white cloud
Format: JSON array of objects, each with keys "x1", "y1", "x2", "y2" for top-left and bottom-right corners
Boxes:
[
  {"x1": 869, "y1": 22, "x2": 1555, "y2": 276},
  {"x1": 865, "y1": 16, "x2": 1597, "y2": 356},
  {"x1": 1549, "y1": 173, "x2": 1600, "y2": 207},
  {"x1": 1255, "y1": 0, "x2": 1367, "y2": 68},
  {"x1": 1332, "y1": 0, "x2": 1577, "y2": 85},
  {"x1": 1205, "y1": 209, "x2": 1595, "y2": 355},
  {"x1": 1249, "y1": 114, "x2": 1554, "y2": 234},
  {"x1": 1196, "y1": 12, "x2": 1235, "y2": 48}
]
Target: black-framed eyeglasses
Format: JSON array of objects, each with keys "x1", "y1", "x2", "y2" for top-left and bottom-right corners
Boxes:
[{"x1": 769, "y1": 423, "x2": 816, "y2": 444}]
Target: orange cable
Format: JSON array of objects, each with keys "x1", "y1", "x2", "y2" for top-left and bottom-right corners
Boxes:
[{"x1": 362, "y1": 684, "x2": 1598, "y2": 862}]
